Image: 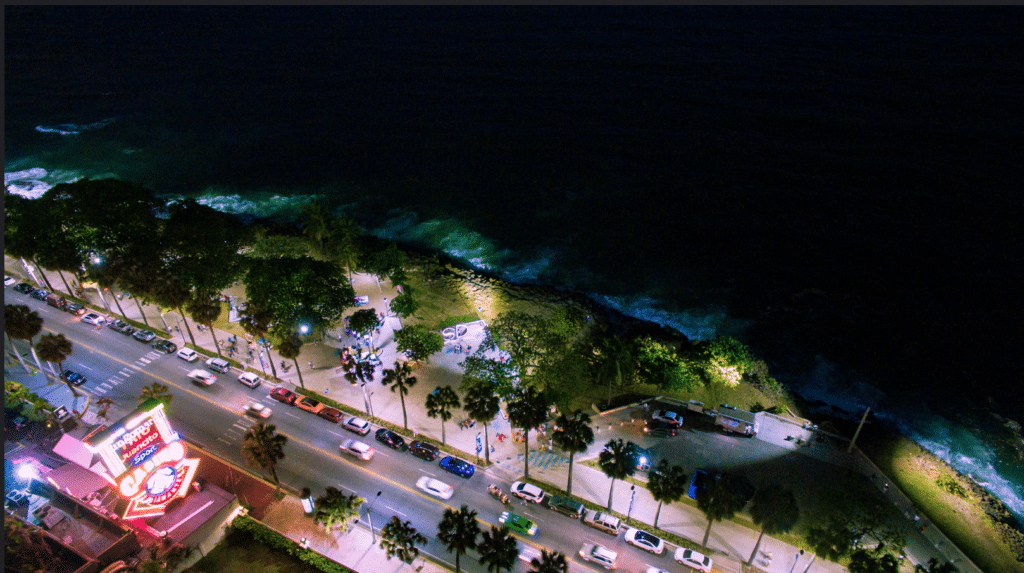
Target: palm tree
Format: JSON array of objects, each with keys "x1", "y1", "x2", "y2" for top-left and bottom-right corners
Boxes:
[
  {"x1": 597, "y1": 439, "x2": 636, "y2": 510},
  {"x1": 277, "y1": 334, "x2": 305, "y2": 389},
  {"x1": 426, "y1": 386, "x2": 460, "y2": 446},
  {"x1": 849, "y1": 549, "x2": 900, "y2": 573},
  {"x1": 139, "y1": 382, "x2": 174, "y2": 408},
  {"x1": 5, "y1": 304, "x2": 47, "y2": 375},
  {"x1": 529, "y1": 550, "x2": 569, "y2": 573},
  {"x1": 36, "y1": 333, "x2": 78, "y2": 396},
  {"x1": 314, "y1": 487, "x2": 364, "y2": 535},
  {"x1": 462, "y1": 381, "x2": 500, "y2": 463},
  {"x1": 477, "y1": 526, "x2": 519, "y2": 573},
  {"x1": 914, "y1": 557, "x2": 959, "y2": 573},
  {"x1": 747, "y1": 484, "x2": 800, "y2": 565},
  {"x1": 380, "y1": 516, "x2": 427, "y2": 564},
  {"x1": 301, "y1": 200, "x2": 334, "y2": 261},
  {"x1": 186, "y1": 294, "x2": 223, "y2": 356},
  {"x1": 381, "y1": 360, "x2": 418, "y2": 430},
  {"x1": 648, "y1": 460, "x2": 688, "y2": 529},
  {"x1": 242, "y1": 421, "x2": 288, "y2": 492},
  {"x1": 506, "y1": 386, "x2": 549, "y2": 480},
  {"x1": 551, "y1": 409, "x2": 594, "y2": 495},
  {"x1": 94, "y1": 397, "x2": 116, "y2": 421},
  {"x1": 328, "y1": 215, "x2": 360, "y2": 279},
  {"x1": 239, "y1": 302, "x2": 279, "y2": 380},
  {"x1": 698, "y1": 471, "x2": 754, "y2": 546},
  {"x1": 437, "y1": 505, "x2": 480, "y2": 573}
]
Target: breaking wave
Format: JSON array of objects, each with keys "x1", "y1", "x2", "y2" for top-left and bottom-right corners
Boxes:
[
  {"x1": 4, "y1": 167, "x2": 84, "y2": 199},
  {"x1": 34, "y1": 117, "x2": 116, "y2": 136}
]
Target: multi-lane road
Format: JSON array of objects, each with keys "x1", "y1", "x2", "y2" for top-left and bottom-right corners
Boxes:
[{"x1": 6, "y1": 287, "x2": 702, "y2": 573}]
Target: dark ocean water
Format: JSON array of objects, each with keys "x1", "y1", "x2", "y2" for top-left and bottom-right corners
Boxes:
[{"x1": 6, "y1": 7, "x2": 1023, "y2": 518}]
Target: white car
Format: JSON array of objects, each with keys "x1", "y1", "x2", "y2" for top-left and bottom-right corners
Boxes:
[
  {"x1": 651, "y1": 409, "x2": 683, "y2": 427},
  {"x1": 674, "y1": 548, "x2": 712, "y2": 573},
  {"x1": 238, "y1": 372, "x2": 262, "y2": 388},
  {"x1": 645, "y1": 568, "x2": 671, "y2": 573},
  {"x1": 624, "y1": 527, "x2": 665, "y2": 555},
  {"x1": 188, "y1": 369, "x2": 217, "y2": 386},
  {"x1": 579, "y1": 543, "x2": 618, "y2": 570},
  {"x1": 510, "y1": 481, "x2": 546, "y2": 503},
  {"x1": 4, "y1": 276, "x2": 15, "y2": 286},
  {"x1": 416, "y1": 476, "x2": 454, "y2": 500},
  {"x1": 81, "y1": 312, "x2": 106, "y2": 326},
  {"x1": 342, "y1": 416, "x2": 371, "y2": 436},
  {"x1": 177, "y1": 348, "x2": 199, "y2": 362},
  {"x1": 244, "y1": 401, "x2": 272, "y2": 419},
  {"x1": 340, "y1": 439, "x2": 374, "y2": 461}
]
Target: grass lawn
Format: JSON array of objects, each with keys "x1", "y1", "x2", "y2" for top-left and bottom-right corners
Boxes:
[{"x1": 183, "y1": 530, "x2": 325, "y2": 573}]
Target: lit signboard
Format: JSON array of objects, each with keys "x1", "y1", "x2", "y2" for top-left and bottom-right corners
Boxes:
[{"x1": 85, "y1": 398, "x2": 200, "y2": 520}]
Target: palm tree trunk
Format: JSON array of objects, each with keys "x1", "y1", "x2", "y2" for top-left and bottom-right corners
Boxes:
[
  {"x1": 270, "y1": 465, "x2": 280, "y2": 493},
  {"x1": 7, "y1": 334, "x2": 31, "y2": 372},
  {"x1": 28, "y1": 344, "x2": 47, "y2": 380},
  {"x1": 210, "y1": 325, "x2": 222, "y2": 357},
  {"x1": 747, "y1": 530, "x2": 766, "y2": 565},
  {"x1": 441, "y1": 420, "x2": 447, "y2": 446},
  {"x1": 702, "y1": 519, "x2": 713, "y2": 547},
  {"x1": 96, "y1": 286, "x2": 112, "y2": 312},
  {"x1": 34, "y1": 259, "x2": 56, "y2": 291},
  {"x1": 135, "y1": 297, "x2": 150, "y2": 327},
  {"x1": 484, "y1": 426, "x2": 490, "y2": 464},
  {"x1": 265, "y1": 342, "x2": 279, "y2": 379},
  {"x1": 178, "y1": 308, "x2": 197, "y2": 348},
  {"x1": 655, "y1": 501, "x2": 664, "y2": 528},
  {"x1": 607, "y1": 478, "x2": 616, "y2": 510},
  {"x1": 567, "y1": 452, "x2": 576, "y2": 495},
  {"x1": 57, "y1": 270, "x2": 73, "y2": 296},
  {"x1": 293, "y1": 358, "x2": 305, "y2": 389},
  {"x1": 112, "y1": 289, "x2": 128, "y2": 318},
  {"x1": 455, "y1": 551, "x2": 461, "y2": 573},
  {"x1": 399, "y1": 392, "x2": 408, "y2": 430},
  {"x1": 524, "y1": 432, "x2": 531, "y2": 479}
]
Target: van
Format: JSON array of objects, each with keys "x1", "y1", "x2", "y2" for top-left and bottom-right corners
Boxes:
[
  {"x1": 44, "y1": 293, "x2": 65, "y2": 308},
  {"x1": 548, "y1": 495, "x2": 585, "y2": 519},
  {"x1": 582, "y1": 509, "x2": 621, "y2": 535},
  {"x1": 205, "y1": 357, "x2": 231, "y2": 373}
]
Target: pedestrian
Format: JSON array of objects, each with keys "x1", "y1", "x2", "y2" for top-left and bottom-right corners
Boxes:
[{"x1": 309, "y1": 360, "x2": 314, "y2": 369}]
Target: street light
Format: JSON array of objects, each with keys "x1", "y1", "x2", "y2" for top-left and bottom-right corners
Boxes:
[
  {"x1": 364, "y1": 491, "x2": 383, "y2": 544},
  {"x1": 299, "y1": 324, "x2": 309, "y2": 335},
  {"x1": 789, "y1": 549, "x2": 805, "y2": 573},
  {"x1": 627, "y1": 484, "x2": 636, "y2": 522}
]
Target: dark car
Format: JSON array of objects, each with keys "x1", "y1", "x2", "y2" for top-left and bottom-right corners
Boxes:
[
  {"x1": 152, "y1": 339, "x2": 177, "y2": 353},
  {"x1": 64, "y1": 371, "x2": 87, "y2": 386},
  {"x1": 625, "y1": 442, "x2": 653, "y2": 471},
  {"x1": 409, "y1": 440, "x2": 440, "y2": 461},
  {"x1": 439, "y1": 455, "x2": 475, "y2": 478},
  {"x1": 644, "y1": 419, "x2": 678, "y2": 438},
  {"x1": 318, "y1": 407, "x2": 344, "y2": 423},
  {"x1": 133, "y1": 329, "x2": 156, "y2": 343},
  {"x1": 44, "y1": 293, "x2": 66, "y2": 308},
  {"x1": 14, "y1": 282, "x2": 36, "y2": 294},
  {"x1": 374, "y1": 428, "x2": 407, "y2": 451},
  {"x1": 30, "y1": 289, "x2": 50, "y2": 301},
  {"x1": 688, "y1": 469, "x2": 709, "y2": 500},
  {"x1": 62, "y1": 301, "x2": 86, "y2": 315}
]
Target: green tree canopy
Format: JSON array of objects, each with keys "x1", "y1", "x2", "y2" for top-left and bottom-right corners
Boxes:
[
  {"x1": 389, "y1": 291, "x2": 420, "y2": 318},
  {"x1": 551, "y1": 410, "x2": 595, "y2": 495},
  {"x1": 463, "y1": 380, "x2": 501, "y2": 464},
  {"x1": 697, "y1": 471, "x2": 754, "y2": 546},
  {"x1": 348, "y1": 308, "x2": 379, "y2": 338},
  {"x1": 437, "y1": 505, "x2": 480, "y2": 573},
  {"x1": 242, "y1": 421, "x2": 288, "y2": 492},
  {"x1": 426, "y1": 385, "x2": 460, "y2": 446},
  {"x1": 633, "y1": 336, "x2": 699, "y2": 391},
  {"x1": 380, "y1": 516, "x2": 427, "y2": 564},
  {"x1": 648, "y1": 460, "x2": 688, "y2": 528},
  {"x1": 394, "y1": 324, "x2": 444, "y2": 363},
  {"x1": 139, "y1": 383, "x2": 174, "y2": 409},
  {"x1": 381, "y1": 361, "x2": 418, "y2": 430},
  {"x1": 598, "y1": 439, "x2": 637, "y2": 509},
  {"x1": 529, "y1": 550, "x2": 568, "y2": 573},
  {"x1": 313, "y1": 487, "x2": 364, "y2": 534},
  {"x1": 506, "y1": 385, "x2": 550, "y2": 480},
  {"x1": 245, "y1": 256, "x2": 354, "y2": 336},
  {"x1": 478, "y1": 526, "x2": 518, "y2": 573},
  {"x1": 747, "y1": 484, "x2": 800, "y2": 565}
]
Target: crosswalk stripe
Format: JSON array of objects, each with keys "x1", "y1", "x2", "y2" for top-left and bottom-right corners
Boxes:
[
  {"x1": 138, "y1": 358, "x2": 151, "y2": 364},
  {"x1": 100, "y1": 383, "x2": 112, "y2": 390},
  {"x1": 93, "y1": 387, "x2": 107, "y2": 395}
]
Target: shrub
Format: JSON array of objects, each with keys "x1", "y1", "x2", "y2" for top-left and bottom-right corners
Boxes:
[{"x1": 936, "y1": 473, "x2": 967, "y2": 499}]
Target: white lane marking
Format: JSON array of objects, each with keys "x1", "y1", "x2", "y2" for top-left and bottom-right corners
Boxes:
[
  {"x1": 285, "y1": 411, "x2": 301, "y2": 419},
  {"x1": 327, "y1": 430, "x2": 343, "y2": 438},
  {"x1": 217, "y1": 437, "x2": 233, "y2": 445},
  {"x1": 383, "y1": 504, "x2": 407, "y2": 517},
  {"x1": 138, "y1": 358, "x2": 151, "y2": 364},
  {"x1": 100, "y1": 383, "x2": 113, "y2": 390},
  {"x1": 231, "y1": 423, "x2": 249, "y2": 431},
  {"x1": 80, "y1": 364, "x2": 94, "y2": 370},
  {"x1": 129, "y1": 364, "x2": 142, "y2": 371},
  {"x1": 93, "y1": 387, "x2": 107, "y2": 395}
]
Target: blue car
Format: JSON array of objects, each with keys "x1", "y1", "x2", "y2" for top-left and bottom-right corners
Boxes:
[
  {"x1": 64, "y1": 371, "x2": 87, "y2": 386},
  {"x1": 688, "y1": 469, "x2": 709, "y2": 500},
  {"x1": 439, "y1": 455, "x2": 475, "y2": 479}
]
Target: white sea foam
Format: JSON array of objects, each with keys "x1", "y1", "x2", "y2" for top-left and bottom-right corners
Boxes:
[
  {"x1": 588, "y1": 293, "x2": 740, "y2": 342},
  {"x1": 34, "y1": 117, "x2": 115, "y2": 136},
  {"x1": 4, "y1": 167, "x2": 84, "y2": 199}
]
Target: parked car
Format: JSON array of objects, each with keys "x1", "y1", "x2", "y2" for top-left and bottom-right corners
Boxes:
[
  {"x1": 120, "y1": 324, "x2": 138, "y2": 337},
  {"x1": 625, "y1": 442, "x2": 653, "y2": 471},
  {"x1": 271, "y1": 387, "x2": 298, "y2": 405},
  {"x1": 188, "y1": 369, "x2": 217, "y2": 386},
  {"x1": 375, "y1": 428, "x2": 408, "y2": 451},
  {"x1": 439, "y1": 456, "x2": 474, "y2": 478},
  {"x1": 14, "y1": 282, "x2": 36, "y2": 294},
  {"x1": 579, "y1": 543, "x2": 618, "y2": 570},
  {"x1": 644, "y1": 419, "x2": 678, "y2": 437},
  {"x1": 409, "y1": 440, "x2": 440, "y2": 461},
  {"x1": 30, "y1": 289, "x2": 50, "y2": 301},
  {"x1": 152, "y1": 340, "x2": 177, "y2": 353},
  {"x1": 4, "y1": 275, "x2": 16, "y2": 286},
  {"x1": 688, "y1": 469, "x2": 709, "y2": 500},
  {"x1": 244, "y1": 401, "x2": 272, "y2": 419},
  {"x1": 340, "y1": 439, "x2": 374, "y2": 461},
  {"x1": 547, "y1": 495, "x2": 585, "y2": 519},
  {"x1": 81, "y1": 313, "x2": 106, "y2": 326},
  {"x1": 237, "y1": 372, "x2": 261, "y2": 388},
  {"x1": 297, "y1": 397, "x2": 324, "y2": 414},
  {"x1": 44, "y1": 293, "x2": 65, "y2": 308},
  {"x1": 510, "y1": 481, "x2": 546, "y2": 503},
  {"x1": 177, "y1": 348, "x2": 200, "y2": 362},
  {"x1": 107, "y1": 319, "x2": 130, "y2": 332},
  {"x1": 499, "y1": 511, "x2": 537, "y2": 536},
  {"x1": 61, "y1": 301, "x2": 86, "y2": 315},
  {"x1": 133, "y1": 329, "x2": 157, "y2": 343},
  {"x1": 205, "y1": 357, "x2": 230, "y2": 373},
  {"x1": 416, "y1": 476, "x2": 453, "y2": 500},
  {"x1": 342, "y1": 416, "x2": 371, "y2": 435},
  {"x1": 651, "y1": 409, "x2": 683, "y2": 427},
  {"x1": 624, "y1": 528, "x2": 665, "y2": 554},
  {"x1": 64, "y1": 371, "x2": 87, "y2": 386},
  {"x1": 674, "y1": 548, "x2": 712, "y2": 573},
  {"x1": 318, "y1": 407, "x2": 343, "y2": 423}
]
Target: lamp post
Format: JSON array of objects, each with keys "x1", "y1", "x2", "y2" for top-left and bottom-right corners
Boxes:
[
  {"x1": 789, "y1": 549, "x2": 805, "y2": 573},
  {"x1": 364, "y1": 491, "x2": 382, "y2": 543},
  {"x1": 627, "y1": 484, "x2": 636, "y2": 522}
]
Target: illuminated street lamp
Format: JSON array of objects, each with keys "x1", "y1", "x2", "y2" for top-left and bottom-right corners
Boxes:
[{"x1": 299, "y1": 324, "x2": 309, "y2": 335}]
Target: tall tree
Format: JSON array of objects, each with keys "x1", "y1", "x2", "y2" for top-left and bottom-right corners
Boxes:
[
  {"x1": 848, "y1": 549, "x2": 900, "y2": 573},
  {"x1": 239, "y1": 301, "x2": 279, "y2": 379},
  {"x1": 529, "y1": 550, "x2": 569, "y2": 573},
  {"x1": 806, "y1": 489, "x2": 907, "y2": 561},
  {"x1": 747, "y1": 484, "x2": 800, "y2": 565},
  {"x1": 506, "y1": 386, "x2": 549, "y2": 480},
  {"x1": 648, "y1": 460, "x2": 688, "y2": 529},
  {"x1": 380, "y1": 516, "x2": 427, "y2": 564},
  {"x1": 348, "y1": 308, "x2": 380, "y2": 350},
  {"x1": 437, "y1": 505, "x2": 480, "y2": 573},
  {"x1": 426, "y1": 385, "x2": 460, "y2": 446},
  {"x1": 186, "y1": 294, "x2": 224, "y2": 356},
  {"x1": 245, "y1": 256, "x2": 354, "y2": 337},
  {"x1": 551, "y1": 409, "x2": 595, "y2": 495},
  {"x1": 151, "y1": 274, "x2": 198, "y2": 349},
  {"x1": 394, "y1": 324, "x2": 444, "y2": 363},
  {"x1": 697, "y1": 471, "x2": 754, "y2": 546},
  {"x1": 328, "y1": 215, "x2": 361, "y2": 280},
  {"x1": 477, "y1": 526, "x2": 519, "y2": 573},
  {"x1": 301, "y1": 200, "x2": 334, "y2": 261},
  {"x1": 381, "y1": 360, "x2": 418, "y2": 430},
  {"x1": 462, "y1": 381, "x2": 501, "y2": 464},
  {"x1": 314, "y1": 487, "x2": 364, "y2": 535},
  {"x1": 36, "y1": 333, "x2": 78, "y2": 397},
  {"x1": 597, "y1": 439, "x2": 637, "y2": 510},
  {"x1": 241, "y1": 421, "x2": 288, "y2": 492},
  {"x1": 139, "y1": 383, "x2": 174, "y2": 408},
  {"x1": 4, "y1": 304, "x2": 43, "y2": 373},
  {"x1": 914, "y1": 558, "x2": 959, "y2": 573},
  {"x1": 389, "y1": 290, "x2": 420, "y2": 319},
  {"x1": 277, "y1": 333, "x2": 306, "y2": 389}
]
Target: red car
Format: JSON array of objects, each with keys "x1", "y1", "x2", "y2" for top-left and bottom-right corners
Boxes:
[
  {"x1": 319, "y1": 407, "x2": 344, "y2": 423},
  {"x1": 270, "y1": 387, "x2": 297, "y2": 405}
]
